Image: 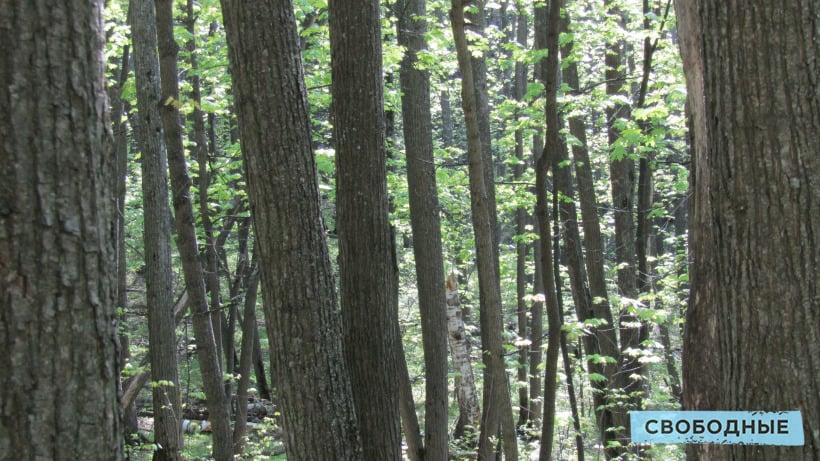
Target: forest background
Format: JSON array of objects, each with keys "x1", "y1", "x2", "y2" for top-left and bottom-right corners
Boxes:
[{"x1": 0, "y1": 0, "x2": 816, "y2": 460}]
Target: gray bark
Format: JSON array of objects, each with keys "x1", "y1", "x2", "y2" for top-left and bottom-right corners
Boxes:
[
  {"x1": 0, "y1": 1, "x2": 123, "y2": 458},
  {"x1": 154, "y1": 0, "x2": 233, "y2": 458},
  {"x1": 677, "y1": 0, "x2": 820, "y2": 459},
  {"x1": 329, "y1": 0, "x2": 403, "y2": 456},
  {"x1": 130, "y1": 0, "x2": 184, "y2": 457},
  {"x1": 219, "y1": 0, "x2": 363, "y2": 458},
  {"x1": 450, "y1": 1, "x2": 518, "y2": 458},
  {"x1": 396, "y1": 0, "x2": 450, "y2": 457}
]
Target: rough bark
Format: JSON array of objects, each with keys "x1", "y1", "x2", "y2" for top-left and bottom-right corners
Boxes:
[
  {"x1": 450, "y1": 1, "x2": 518, "y2": 458},
  {"x1": 395, "y1": 0, "x2": 450, "y2": 457},
  {"x1": 219, "y1": 0, "x2": 363, "y2": 458},
  {"x1": 0, "y1": 1, "x2": 122, "y2": 458},
  {"x1": 130, "y1": 1, "x2": 183, "y2": 457},
  {"x1": 154, "y1": 1, "x2": 233, "y2": 459},
  {"x1": 329, "y1": 0, "x2": 402, "y2": 458},
  {"x1": 676, "y1": 0, "x2": 820, "y2": 459}
]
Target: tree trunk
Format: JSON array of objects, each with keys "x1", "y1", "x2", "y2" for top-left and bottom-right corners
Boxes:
[
  {"x1": 558, "y1": 9, "x2": 622, "y2": 457},
  {"x1": 512, "y1": 2, "x2": 532, "y2": 429},
  {"x1": 450, "y1": 1, "x2": 518, "y2": 458},
  {"x1": 233, "y1": 256, "x2": 258, "y2": 454},
  {"x1": 446, "y1": 274, "x2": 480, "y2": 441},
  {"x1": 603, "y1": 1, "x2": 645, "y2": 448},
  {"x1": 536, "y1": 0, "x2": 565, "y2": 458},
  {"x1": 219, "y1": 0, "x2": 363, "y2": 458},
  {"x1": 0, "y1": 1, "x2": 123, "y2": 458},
  {"x1": 184, "y1": 0, "x2": 226, "y2": 388},
  {"x1": 440, "y1": 90, "x2": 454, "y2": 149},
  {"x1": 676, "y1": 0, "x2": 820, "y2": 459},
  {"x1": 395, "y1": 0, "x2": 450, "y2": 457},
  {"x1": 130, "y1": 1, "x2": 184, "y2": 457},
  {"x1": 397, "y1": 329, "x2": 423, "y2": 461},
  {"x1": 154, "y1": 1, "x2": 233, "y2": 459},
  {"x1": 109, "y1": 44, "x2": 139, "y2": 438},
  {"x1": 329, "y1": 0, "x2": 402, "y2": 458}
]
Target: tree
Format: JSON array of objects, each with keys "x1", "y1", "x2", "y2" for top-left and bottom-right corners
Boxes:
[
  {"x1": 395, "y1": 0, "x2": 450, "y2": 457},
  {"x1": 0, "y1": 0, "x2": 123, "y2": 458},
  {"x1": 450, "y1": 0, "x2": 518, "y2": 458},
  {"x1": 130, "y1": 0, "x2": 183, "y2": 457},
  {"x1": 558, "y1": 7, "x2": 623, "y2": 458},
  {"x1": 219, "y1": 0, "x2": 363, "y2": 458},
  {"x1": 445, "y1": 274, "x2": 481, "y2": 439},
  {"x1": 676, "y1": 0, "x2": 820, "y2": 459},
  {"x1": 329, "y1": 0, "x2": 403, "y2": 457},
  {"x1": 154, "y1": 0, "x2": 233, "y2": 458},
  {"x1": 535, "y1": 0, "x2": 565, "y2": 458},
  {"x1": 603, "y1": 0, "x2": 647, "y2": 448}
]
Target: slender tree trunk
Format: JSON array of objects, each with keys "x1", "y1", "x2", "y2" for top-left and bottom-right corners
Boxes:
[
  {"x1": 154, "y1": 1, "x2": 233, "y2": 458},
  {"x1": 551, "y1": 177, "x2": 586, "y2": 461},
  {"x1": 329, "y1": 0, "x2": 402, "y2": 458},
  {"x1": 440, "y1": 90, "x2": 454, "y2": 149},
  {"x1": 446, "y1": 274, "x2": 480, "y2": 441},
  {"x1": 397, "y1": 328, "x2": 424, "y2": 461},
  {"x1": 109, "y1": 44, "x2": 139, "y2": 438},
  {"x1": 558, "y1": 10, "x2": 622, "y2": 457},
  {"x1": 528, "y1": 241, "x2": 545, "y2": 427},
  {"x1": 219, "y1": 0, "x2": 363, "y2": 458},
  {"x1": 512, "y1": 3, "x2": 532, "y2": 429},
  {"x1": 233, "y1": 256, "x2": 258, "y2": 454},
  {"x1": 603, "y1": 0, "x2": 645, "y2": 449},
  {"x1": 130, "y1": 1, "x2": 183, "y2": 457},
  {"x1": 527, "y1": 0, "x2": 548, "y2": 432},
  {"x1": 536, "y1": 1, "x2": 565, "y2": 458},
  {"x1": 0, "y1": 1, "x2": 122, "y2": 458},
  {"x1": 450, "y1": 1, "x2": 518, "y2": 458},
  {"x1": 184, "y1": 0, "x2": 226, "y2": 386},
  {"x1": 651, "y1": 203, "x2": 682, "y2": 404},
  {"x1": 395, "y1": 0, "x2": 450, "y2": 457},
  {"x1": 676, "y1": 0, "x2": 820, "y2": 459}
]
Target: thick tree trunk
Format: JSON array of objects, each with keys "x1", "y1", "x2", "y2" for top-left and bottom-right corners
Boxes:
[
  {"x1": 154, "y1": 1, "x2": 233, "y2": 459},
  {"x1": 0, "y1": 1, "x2": 123, "y2": 458},
  {"x1": 329, "y1": 0, "x2": 402, "y2": 458},
  {"x1": 219, "y1": 0, "x2": 363, "y2": 458},
  {"x1": 130, "y1": 1, "x2": 183, "y2": 457},
  {"x1": 677, "y1": 0, "x2": 820, "y2": 459},
  {"x1": 395, "y1": 0, "x2": 450, "y2": 457},
  {"x1": 450, "y1": 1, "x2": 518, "y2": 458}
]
